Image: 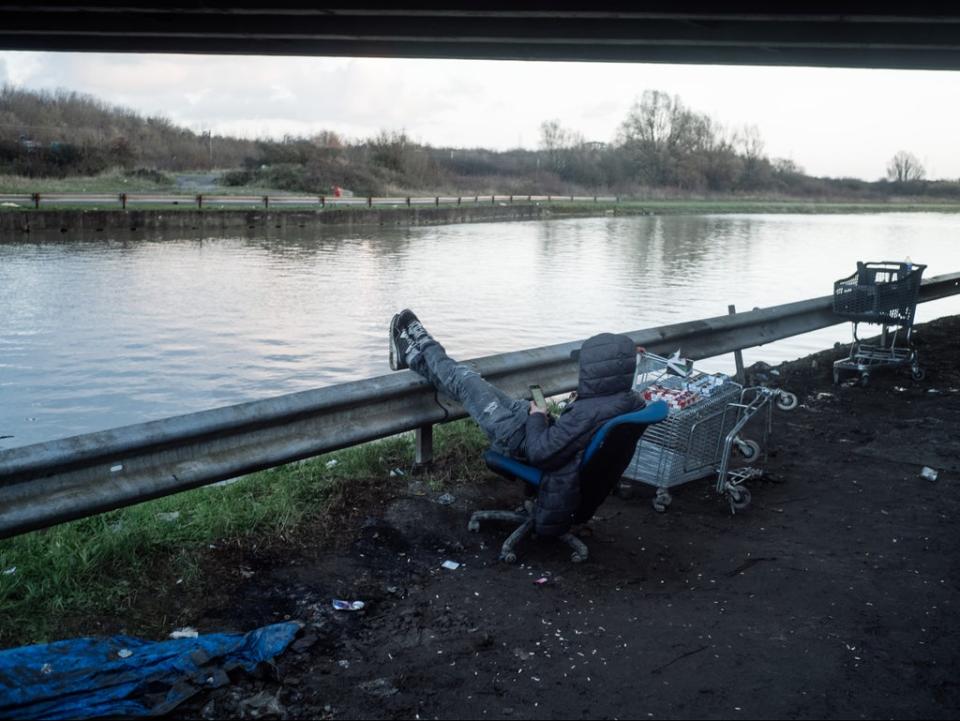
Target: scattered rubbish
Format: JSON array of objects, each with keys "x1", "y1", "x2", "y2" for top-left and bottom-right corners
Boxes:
[
  {"x1": 513, "y1": 648, "x2": 535, "y2": 661},
  {"x1": 337, "y1": 659, "x2": 350, "y2": 669},
  {"x1": 2, "y1": 567, "x2": 15, "y2": 576},
  {"x1": 332, "y1": 599, "x2": 365, "y2": 611},
  {"x1": 534, "y1": 577, "x2": 549, "y2": 585},
  {"x1": 358, "y1": 677, "x2": 399, "y2": 698},
  {"x1": 389, "y1": 468, "x2": 406, "y2": 477},
  {"x1": 156, "y1": 511, "x2": 180, "y2": 522},
  {"x1": 0, "y1": 202, "x2": 20, "y2": 208},
  {"x1": 815, "y1": 392, "x2": 834, "y2": 400},
  {"x1": 117, "y1": 649, "x2": 133, "y2": 659},
  {"x1": 441, "y1": 560, "x2": 461, "y2": 571},
  {"x1": 40, "y1": 663, "x2": 53, "y2": 675},
  {"x1": 239, "y1": 567, "x2": 255, "y2": 579},
  {"x1": 385, "y1": 585, "x2": 400, "y2": 595},
  {"x1": 927, "y1": 388, "x2": 942, "y2": 394},
  {"x1": 408, "y1": 480, "x2": 427, "y2": 495},
  {"x1": 239, "y1": 690, "x2": 285, "y2": 719},
  {"x1": 325, "y1": 459, "x2": 339, "y2": 468},
  {"x1": 437, "y1": 493, "x2": 456, "y2": 505},
  {"x1": 920, "y1": 466, "x2": 939, "y2": 482},
  {"x1": 169, "y1": 627, "x2": 199, "y2": 639},
  {"x1": 893, "y1": 386, "x2": 907, "y2": 393}
]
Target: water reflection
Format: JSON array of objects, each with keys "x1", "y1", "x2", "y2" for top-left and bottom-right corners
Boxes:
[{"x1": 2, "y1": 213, "x2": 958, "y2": 448}]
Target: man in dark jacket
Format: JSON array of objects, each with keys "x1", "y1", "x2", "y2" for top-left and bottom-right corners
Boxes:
[{"x1": 390, "y1": 309, "x2": 645, "y2": 536}]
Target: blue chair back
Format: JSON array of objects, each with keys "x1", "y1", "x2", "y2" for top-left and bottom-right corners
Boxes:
[
  {"x1": 482, "y1": 401, "x2": 669, "y2": 522},
  {"x1": 574, "y1": 401, "x2": 668, "y2": 522}
]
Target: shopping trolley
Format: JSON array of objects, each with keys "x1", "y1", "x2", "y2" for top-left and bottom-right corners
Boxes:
[
  {"x1": 621, "y1": 350, "x2": 797, "y2": 513},
  {"x1": 832, "y1": 261, "x2": 926, "y2": 386}
]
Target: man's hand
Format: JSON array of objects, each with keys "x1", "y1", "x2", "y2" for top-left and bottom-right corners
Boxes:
[{"x1": 529, "y1": 401, "x2": 547, "y2": 415}]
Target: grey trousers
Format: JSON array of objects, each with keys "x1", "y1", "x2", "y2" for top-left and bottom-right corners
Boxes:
[{"x1": 410, "y1": 340, "x2": 529, "y2": 457}]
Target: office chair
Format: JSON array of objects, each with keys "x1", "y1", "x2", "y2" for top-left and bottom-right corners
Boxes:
[{"x1": 469, "y1": 401, "x2": 669, "y2": 562}]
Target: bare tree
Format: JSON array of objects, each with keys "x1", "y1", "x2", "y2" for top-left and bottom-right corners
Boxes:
[{"x1": 887, "y1": 151, "x2": 926, "y2": 182}]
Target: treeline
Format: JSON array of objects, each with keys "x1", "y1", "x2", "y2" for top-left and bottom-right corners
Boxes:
[{"x1": 2, "y1": 85, "x2": 959, "y2": 201}]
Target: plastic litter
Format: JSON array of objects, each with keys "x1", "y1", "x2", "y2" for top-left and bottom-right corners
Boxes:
[
  {"x1": 534, "y1": 577, "x2": 549, "y2": 585},
  {"x1": 156, "y1": 512, "x2": 180, "y2": 522},
  {"x1": 389, "y1": 468, "x2": 406, "y2": 477},
  {"x1": 3, "y1": 566, "x2": 15, "y2": 576},
  {"x1": 0, "y1": 621, "x2": 299, "y2": 720},
  {"x1": 441, "y1": 560, "x2": 461, "y2": 571},
  {"x1": 325, "y1": 459, "x2": 339, "y2": 468},
  {"x1": 168, "y1": 627, "x2": 199, "y2": 639},
  {"x1": 437, "y1": 493, "x2": 456, "y2": 505},
  {"x1": 920, "y1": 466, "x2": 939, "y2": 482},
  {"x1": 331, "y1": 599, "x2": 365, "y2": 611}
]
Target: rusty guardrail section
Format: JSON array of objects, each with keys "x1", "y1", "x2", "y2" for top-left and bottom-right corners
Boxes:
[{"x1": 0, "y1": 271, "x2": 958, "y2": 539}]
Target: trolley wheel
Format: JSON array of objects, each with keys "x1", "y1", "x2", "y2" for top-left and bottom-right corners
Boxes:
[
  {"x1": 737, "y1": 438, "x2": 761, "y2": 461},
  {"x1": 500, "y1": 551, "x2": 518, "y2": 564},
  {"x1": 911, "y1": 366, "x2": 926, "y2": 382},
  {"x1": 616, "y1": 482, "x2": 635, "y2": 500},
  {"x1": 468, "y1": 519, "x2": 480, "y2": 533},
  {"x1": 652, "y1": 489, "x2": 672, "y2": 513},
  {"x1": 859, "y1": 373, "x2": 870, "y2": 388},
  {"x1": 776, "y1": 391, "x2": 799, "y2": 411},
  {"x1": 832, "y1": 367, "x2": 843, "y2": 386},
  {"x1": 728, "y1": 485, "x2": 752, "y2": 513}
]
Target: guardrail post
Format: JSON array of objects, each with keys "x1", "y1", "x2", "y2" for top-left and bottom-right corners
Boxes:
[
  {"x1": 120, "y1": 193, "x2": 127, "y2": 210},
  {"x1": 457, "y1": 196, "x2": 461, "y2": 206},
  {"x1": 368, "y1": 196, "x2": 373, "y2": 208},
  {"x1": 320, "y1": 195, "x2": 326, "y2": 208},
  {"x1": 570, "y1": 195, "x2": 574, "y2": 202},
  {"x1": 263, "y1": 195, "x2": 269, "y2": 209},
  {"x1": 197, "y1": 194, "x2": 203, "y2": 209},
  {"x1": 33, "y1": 193, "x2": 40, "y2": 209},
  {"x1": 594, "y1": 195, "x2": 597, "y2": 203},
  {"x1": 547, "y1": 195, "x2": 551, "y2": 203},
  {"x1": 435, "y1": 196, "x2": 439, "y2": 207},
  {"x1": 475, "y1": 195, "x2": 478, "y2": 204},
  {"x1": 415, "y1": 425, "x2": 434, "y2": 468},
  {"x1": 728, "y1": 305, "x2": 746, "y2": 385},
  {"x1": 406, "y1": 196, "x2": 411, "y2": 206},
  {"x1": 528, "y1": 195, "x2": 532, "y2": 202},
  {"x1": 491, "y1": 195, "x2": 496, "y2": 205}
]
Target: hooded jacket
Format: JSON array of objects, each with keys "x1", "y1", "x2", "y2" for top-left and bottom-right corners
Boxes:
[{"x1": 523, "y1": 332, "x2": 645, "y2": 536}]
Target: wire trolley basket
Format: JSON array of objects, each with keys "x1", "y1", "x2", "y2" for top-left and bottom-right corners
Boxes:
[
  {"x1": 621, "y1": 350, "x2": 797, "y2": 513},
  {"x1": 832, "y1": 261, "x2": 926, "y2": 386}
]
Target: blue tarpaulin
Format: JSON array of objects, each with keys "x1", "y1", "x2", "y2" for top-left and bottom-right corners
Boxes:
[{"x1": 0, "y1": 621, "x2": 300, "y2": 719}]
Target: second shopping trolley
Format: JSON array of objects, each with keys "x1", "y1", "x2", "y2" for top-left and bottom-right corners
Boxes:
[{"x1": 832, "y1": 260, "x2": 926, "y2": 386}]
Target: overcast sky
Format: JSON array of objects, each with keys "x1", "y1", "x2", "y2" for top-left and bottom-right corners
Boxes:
[{"x1": 2, "y1": 51, "x2": 959, "y2": 181}]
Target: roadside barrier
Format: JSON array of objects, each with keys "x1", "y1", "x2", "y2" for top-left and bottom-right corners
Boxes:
[
  {"x1": 0, "y1": 272, "x2": 957, "y2": 539},
  {"x1": 0, "y1": 192, "x2": 620, "y2": 210}
]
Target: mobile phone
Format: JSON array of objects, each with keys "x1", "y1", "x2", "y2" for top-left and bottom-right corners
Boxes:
[{"x1": 529, "y1": 384, "x2": 547, "y2": 411}]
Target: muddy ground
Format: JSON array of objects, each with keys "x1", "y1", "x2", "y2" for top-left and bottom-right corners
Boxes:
[{"x1": 88, "y1": 317, "x2": 960, "y2": 718}]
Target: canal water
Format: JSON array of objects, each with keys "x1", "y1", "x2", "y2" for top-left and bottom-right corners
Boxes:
[{"x1": 2, "y1": 212, "x2": 958, "y2": 449}]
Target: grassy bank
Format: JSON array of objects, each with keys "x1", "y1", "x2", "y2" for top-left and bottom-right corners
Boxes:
[
  {"x1": 4, "y1": 197, "x2": 960, "y2": 216},
  {"x1": 0, "y1": 420, "x2": 489, "y2": 648}
]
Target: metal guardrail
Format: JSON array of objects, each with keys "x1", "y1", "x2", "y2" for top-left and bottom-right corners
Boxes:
[
  {"x1": 0, "y1": 192, "x2": 619, "y2": 210},
  {"x1": 0, "y1": 271, "x2": 957, "y2": 539}
]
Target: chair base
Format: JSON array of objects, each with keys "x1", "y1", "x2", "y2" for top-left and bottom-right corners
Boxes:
[{"x1": 468, "y1": 504, "x2": 589, "y2": 563}]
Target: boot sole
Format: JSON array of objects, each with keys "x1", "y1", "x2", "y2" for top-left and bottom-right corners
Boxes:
[{"x1": 388, "y1": 312, "x2": 407, "y2": 371}]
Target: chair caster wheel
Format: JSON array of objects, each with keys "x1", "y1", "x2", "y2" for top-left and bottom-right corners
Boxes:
[
  {"x1": 571, "y1": 552, "x2": 586, "y2": 563},
  {"x1": 500, "y1": 551, "x2": 518, "y2": 564},
  {"x1": 468, "y1": 519, "x2": 480, "y2": 532}
]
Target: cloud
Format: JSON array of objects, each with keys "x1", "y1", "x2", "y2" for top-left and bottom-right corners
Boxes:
[{"x1": 1, "y1": 51, "x2": 959, "y2": 180}]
